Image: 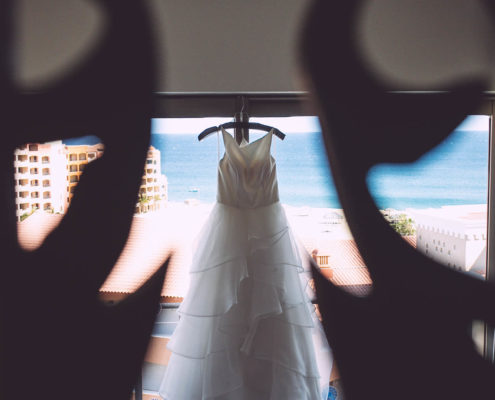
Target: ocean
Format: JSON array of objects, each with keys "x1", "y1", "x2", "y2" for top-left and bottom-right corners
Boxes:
[
  {"x1": 64, "y1": 128, "x2": 489, "y2": 210},
  {"x1": 150, "y1": 129, "x2": 489, "y2": 210}
]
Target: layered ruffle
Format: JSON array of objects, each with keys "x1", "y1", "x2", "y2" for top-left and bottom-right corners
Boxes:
[{"x1": 159, "y1": 202, "x2": 331, "y2": 400}]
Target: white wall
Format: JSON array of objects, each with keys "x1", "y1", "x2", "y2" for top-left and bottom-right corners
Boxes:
[{"x1": 14, "y1": 0, "x2": 495, "y2": 92}]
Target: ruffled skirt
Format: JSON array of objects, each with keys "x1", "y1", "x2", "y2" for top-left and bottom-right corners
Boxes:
[{"x1": 159, "y1": 201, "x2": 331, "y2": 399}]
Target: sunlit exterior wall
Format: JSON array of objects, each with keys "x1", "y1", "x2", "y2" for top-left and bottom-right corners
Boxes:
[
  {"x1": 410, "y1": 205, "x2": 486, "y2": 275},
  {"x1": 136, "y1": 146, "x2": 168, "y2": 214},
  {"x1": 65, "y1": 143, "x2": 104, "y2": 208},
  {"x1": 14, "y1": 141, "x2": 67, "y2": 220}
]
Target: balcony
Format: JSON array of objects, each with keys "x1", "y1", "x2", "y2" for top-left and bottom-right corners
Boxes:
[
  {"x1": 42, "y1": 180, "x2": 50, "y2": 187},
  {"x1": 29, "y1": 156, "x2": 38, "y2": 163},
  {"x1": 30, "y1": 180, "x2": 39, "y2": 187},
  {"x1": 42, "y1": 156, "x2": 49, "y2": 164},
  {"x1": 31, "y1": 192, "x2": 39, "y2": 199},
  {"x1": 43, "y1": 192, "x2": 51, "y2": 199},
  {"x1": 42, "y1": 168, "x2": 50, "y2": 176},
  {"x1": 30, "y1": 168, "x2": 39, "y2": 175},
  {"x1": 19, "y1": 179, "x2": 28, "y2": 186},
  {"x1": 17, "y1": 155, "x2": 28, "y2": 162}
]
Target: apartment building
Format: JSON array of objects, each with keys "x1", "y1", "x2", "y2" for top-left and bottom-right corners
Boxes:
[
  {"x1": 136, "y1": 146, "x2": 168, "y2": 214},
  {"x1": 65, "y1": 143, "x2": 104, "y2": 207},
  {"x1": 14, "y1": 141, "x2": 67, "y2": 221}
]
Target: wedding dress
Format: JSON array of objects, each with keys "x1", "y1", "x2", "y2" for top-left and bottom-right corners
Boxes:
[{"x1": 159, "y1": 128, "x2": 331, "y2": 399}]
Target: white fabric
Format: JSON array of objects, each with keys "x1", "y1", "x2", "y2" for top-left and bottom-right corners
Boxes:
[{"x1": 159, "y1": 129, "x2": 332, "y2": 399}]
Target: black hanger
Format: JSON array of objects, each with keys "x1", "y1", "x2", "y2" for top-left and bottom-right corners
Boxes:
[{"x1": 198, "y1": 121, "x2": 286, "y2": 142}]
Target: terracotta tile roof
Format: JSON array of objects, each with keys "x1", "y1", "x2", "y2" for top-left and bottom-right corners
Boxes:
[
  {"x1": 17, "y1": 210, "x2": 414, "y2": 300},
  {"x1": 17, "y1": 211, "x2": 63, "y2": 251}
]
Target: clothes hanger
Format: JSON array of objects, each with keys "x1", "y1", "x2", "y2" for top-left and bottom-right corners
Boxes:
[
  {"x1": 198, "y1": 120, "x2": 286, "y2": 142},
  {"x1": 199, "y1": 95, "x2": 286, "y2": 142}
]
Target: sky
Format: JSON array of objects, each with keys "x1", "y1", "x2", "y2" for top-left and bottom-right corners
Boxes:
[
  {"x1": 151, "y1": 115, "x2": 488, "y2": 135},
  {"x1": 151, "y1": 117, "x2": 321, "y2": 134}
]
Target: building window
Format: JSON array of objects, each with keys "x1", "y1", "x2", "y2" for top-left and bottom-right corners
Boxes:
[
  {"x1": 30, "y1": 168, "x2": 38, "y2": 174},
  {"x1": 17, "y1": 155, "x2": 27, "y2": 162},
  {"x1": 18, "y1": 167, "x2": 27, "y2": 174},
  {"x1": 70, "y1": 187, "x2": 76, "y2": 194},
  {"x1": 69, "y1": 175, "x2": 78, "y2": 183},
  {"x1": 43, "y1": 192, "x2": 51, "y2": 199},
  {"x1": 28, "y1": 144, "x2": 38, "y2": 151},
  {"x1": 69, "y1": 154, "x2": 77, "y2": 161},
  {"x1": 31, "y1": 192, "x2": 39, "y2": 198},
  {"x1": 30, "y1": 180, "x2": 39, "y2": 186},
  {"x1": 69, "y1": 165, "x2": 78, "y2": 172},
  {"x1": 42, "y1": 156, "x2": 49, "y2": 163},
  {"x1": 42, "y1": 180, "x2": 50, "y2": 187},
  {"x1": 29, "y1": 156, "x2": 38, "y2": 163},
  {"x1": 79, "y1": 164, "x2": 85, "y2": 172},
  {"x1": 78, "y1": 153, "x2": 87, "y2": 161}
]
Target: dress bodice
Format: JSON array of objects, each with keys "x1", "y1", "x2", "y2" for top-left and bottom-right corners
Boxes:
[{"x1": 217, "y1": 127, "x2": 279, "y2": 208}]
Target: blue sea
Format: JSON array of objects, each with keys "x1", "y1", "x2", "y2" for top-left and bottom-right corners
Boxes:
[
  {"x1": 149, "y1": 129, "x2": 489, "y2": 210},
  {"x1": 65, "y1": 128, "x2": 489, "y2": 210}
]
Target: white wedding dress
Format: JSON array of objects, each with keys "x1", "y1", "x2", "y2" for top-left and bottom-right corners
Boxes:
[{"x1": 159, "y1": 128, "x2": 331, "y2": 399}]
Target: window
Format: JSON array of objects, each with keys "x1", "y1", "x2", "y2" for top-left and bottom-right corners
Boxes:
[
  {"x1": 28, "y1": 144, "x2": 38, "y2": 151},
  {"x1": 78, "y1": 153, "x2": 87, "y2": 161},
  {"x1": 78, "y1": 164, "x2": 85, "y2": 172},
  {"x1": 42, "y1": 168, "x2": 50, "y2": 175},
  {"x1": 17, "y1": 155, "x2": 27, "y2": 162},
  {"x1": 69, "y1": 165, "x2": 78, "y2": 172},
  {"x1": 42, "y1": 156, "x2": 49, "y2": 164},
  {"x1": 29, "y1": 156, "x2": 38, "y2": 163},
  {"x1": 30, "y1": 180, "x2": 39, "y2": 186},
  {"x1": 30, "y1": 168, "x2": 38, "y2": 174},
  {"x1": 69, "y1": 154, "x2": 77, "y2": 161},
  {"x1": 69, "y1": 175, "x2": 78, "y2": 183}
]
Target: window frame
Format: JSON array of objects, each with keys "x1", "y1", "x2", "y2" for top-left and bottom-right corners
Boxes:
[{"x1": 151, "y1": 92, "x2": 495, "y2": 361}]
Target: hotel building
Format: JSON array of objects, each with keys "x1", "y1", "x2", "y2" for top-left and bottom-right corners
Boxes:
[
  {"x1": 65, "y1": 143, "x2": 105, "y2": 208},
  {"x1": 409, "y1": 204, "x2": 487, "y2": 276},
  {"x1": 136, "y1": 146, "x2": 168, "y2": 214},
  {"x1": 14, "y1": 141, "x2": 67, "y2": 221}
]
